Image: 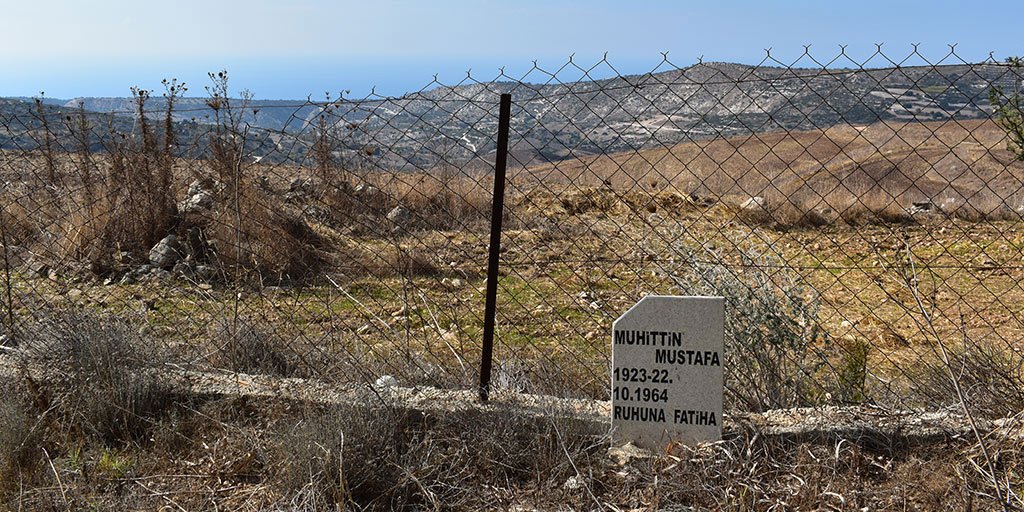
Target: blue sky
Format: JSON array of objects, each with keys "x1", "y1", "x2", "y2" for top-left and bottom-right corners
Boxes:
[{"x1": 1, "y1": 0, "x2": 1021, "y2": 99}]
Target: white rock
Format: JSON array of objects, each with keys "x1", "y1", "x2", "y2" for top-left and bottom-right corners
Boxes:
[
  {"x1": 562, "y1": 475, "x2": 584, "y2": 491},
  {"x1": 178, "y1": 190, "x2": 214, "y2": 214},
  {"x1": 375, "y1": 375, "x2": 399, "y2": 388},
  {"x1": 740, "y1": 196, "x2": 767, "y2": 211},
  {"x1": 386, "y1": 205, "x2": 412, "y2": 225}
]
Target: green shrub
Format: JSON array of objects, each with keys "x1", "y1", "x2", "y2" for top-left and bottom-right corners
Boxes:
[{"x1": 669, "y1": 244, "x2": 835, "y2": 411}]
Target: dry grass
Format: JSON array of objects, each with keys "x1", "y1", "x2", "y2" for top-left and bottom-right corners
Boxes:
[
  {"x1": 16, "y1": 309, "x2": 180, "y2": 445},
  {"x1": 209, "y1": 316, "x2": 299, "y2": 377},
  {"x1": 523, "y1": 120, "x2": 1024, "y2": 226},
  {"x1": 0, "y1": 388, "x2": 40, "y2": 495},
  {"x1": 206, "y1": 181, "x2": 328, "y2": 283},
  {"x1": 609, "y1": 430, "x2": 1019, "y2": 510},
  {"x1": 317, "y1": 166, "x2": 497, "y2": 233},
  {"x1": 906, "y1": 342, "x2": 1024, "y2": 418},
  {"x1": 274, "y1": 401, "x2": 606, "y2": 510},
  {"x1": 1, "y1": 380, "x2": 1018, "y2": 510}
]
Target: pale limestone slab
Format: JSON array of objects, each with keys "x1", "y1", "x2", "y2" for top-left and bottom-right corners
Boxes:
[{"x1": 611, "y1": 295, "x2": 724, "y2": 449}]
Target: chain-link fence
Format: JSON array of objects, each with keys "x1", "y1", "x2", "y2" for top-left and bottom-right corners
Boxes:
[{"x1": 2, "y1": 47, "x2": 1024, "y2": 420}]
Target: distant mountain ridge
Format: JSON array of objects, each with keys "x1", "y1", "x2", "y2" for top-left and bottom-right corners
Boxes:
[{"x1": 3, "y1": 61, "x2": 1020, "y2": 168}]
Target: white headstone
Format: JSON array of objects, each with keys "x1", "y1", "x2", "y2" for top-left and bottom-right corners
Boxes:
[{"x1": 611, "y1": 295, "x2": 724, "y2": 450}]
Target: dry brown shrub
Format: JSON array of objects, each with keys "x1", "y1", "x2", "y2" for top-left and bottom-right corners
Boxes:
[
  {"x1": 0, "y1": 199, "x2": 39, "y2": 248},
  {"x1": 906, "y1": 342, "x2": 1024, "y2": 418},
  {"x1": 274, "y1": 401, "x2": 604, "y2": 510},
  {"x1": 364, "y1": 245, "x2": 440, "y2": 277},
  {"x1": 208, "y1": 317, "x2": 299, "y2": 377},
  {"x1": 363, "y1": 167, "x2": 494, "y2": 230},
  {"x1": 207, "y1": 182, "x2": 327, "y2": 283},
  {"x1": 17, "y1": 309, "x2": 179, "y2": 445},
  {"x1": 0, "y1": 388, "x2": 40, "y2": 495}
]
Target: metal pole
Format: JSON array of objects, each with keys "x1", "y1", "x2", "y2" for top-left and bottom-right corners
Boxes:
[{"x1": 479, "y1": 93, "x2": 512, "y2": 401}]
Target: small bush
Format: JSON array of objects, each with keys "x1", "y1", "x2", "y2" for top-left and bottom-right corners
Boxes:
[
  {"x1": 0, "y1": 389, "x2": 40, "y2": 493},
  {"x1": 59, "y1": 84, "x2": 182, "y2": 273},
  {"x1": 203, "y1": 180, "x2": 327, "y2": 283},
  {"x1": 908, "y1": 343, "x2": 1024, "y2": 418},
  {"x1": 276, "y1": 402, "x2": 604, "y2": 510},
  {"x1": 0, "y1": 194, "x2": 40, "y2": 249},
  {"x1": 18, "y1": 310, "x2": 178, "y2": 445},
  {"x1": 382, "y1": 245, "x2": 440, "y2": 277},
  {"x1": 835, "y1": 338, "x2": 870, "y2": 404},
  {"x1": 210, "y1": 317, "x2": 298, "y2": 377},
  {"x1": 670, "y1": 243, "x2": 836, "y2": 411}
]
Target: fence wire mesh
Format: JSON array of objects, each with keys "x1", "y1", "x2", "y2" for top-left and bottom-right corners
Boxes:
[{"x1": 2, "y1": 47, "x2": 1024, "y2": 420}]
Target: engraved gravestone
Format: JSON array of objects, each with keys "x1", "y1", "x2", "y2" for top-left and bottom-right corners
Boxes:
[{"x1": 611, "y1": 295, "x2": 724, "y2": 449}]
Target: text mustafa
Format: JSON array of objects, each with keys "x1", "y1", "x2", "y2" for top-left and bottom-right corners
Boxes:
[{"x1": 613, "y1": 329, "x2": 720, "y2": 426}]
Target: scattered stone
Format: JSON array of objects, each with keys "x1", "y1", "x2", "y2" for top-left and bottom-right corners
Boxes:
[
  {"x1": 740, "y1": 196, "x2": 767, "y2": 212},
  {"x1": 67, "y1": 288, "x2": 83, "y2": 300},
  {"x1": 178, "y1": 189, "x2": 214, "y2": 214},
  {"x1": 386, "y1": 205, "x2": 412, "y2": 226},
  {"x1": 186, "y1": 180, "x2": 204, "y2": 197},
  {"x1": 149, "y1": 235, "x2": 182, "y2": 269},
  {"x1": 288, "y1": 177, "x2": 310, "y2": 192},
  {"x1": 441, "y1": 277, "x2": 466, "y2": 289},
  {"x1": 27, "y1": 259, "x2": 50, "y2": 278},
  {"x1": 114, "y1": 251, "x2": 134, "y2": 265},
  {"x1": 354, "y1": 183, "x2": 385, "y2": 205},
  {"x1": 172, "y1": 260, "x2": 195, "y2": 277},
  {"x1": 255, "y1": 174, "x2": 272, "y2": 190},
  {"x1": 302, "y1": 204, "x2": 331, "y2": 222},
  {"x1": 194, "y1": 265, "x2": 217, "y2": 282},
  {"x1": 909, "y1": 200, "x2": 935, "y2": 216},
  {"x1": 375, "y1": 375, "x2": 399, "y2": 388},
  {"x1": 141, "y1": 268, "x2": 173, "y2": 283},
  {"x1": 354, "y1": 183, "x2": 378, "y2": 196},
  {"x1": 198, "y1": 283, "x2": 213, "y2": 291},
  {"x1": 607, "y1": 443, "x2": 653, "y2": 466},
  {"x1": 689, "y1": 192, "x2": 716, "y2": 208},
  {"x1": 562, "y1": 475, "x2": 584, "y2": 491},
  {"x1": 177, "y1": 180, "x2": 216, "y2": 215}
]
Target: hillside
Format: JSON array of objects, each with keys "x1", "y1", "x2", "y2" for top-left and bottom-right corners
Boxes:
[{"x1": 3, "y1": 61, "x2": 1019, "y2": 169}]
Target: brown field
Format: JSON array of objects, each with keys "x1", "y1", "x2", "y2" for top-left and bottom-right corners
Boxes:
[{"x1": 521, "y1": 119, "x2": 1024, "y2": 224}]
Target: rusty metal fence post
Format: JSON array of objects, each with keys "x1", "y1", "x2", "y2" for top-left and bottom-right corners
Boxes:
[{"x1": 478, "y1": 92, "x2": 512, "y2": 401}]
